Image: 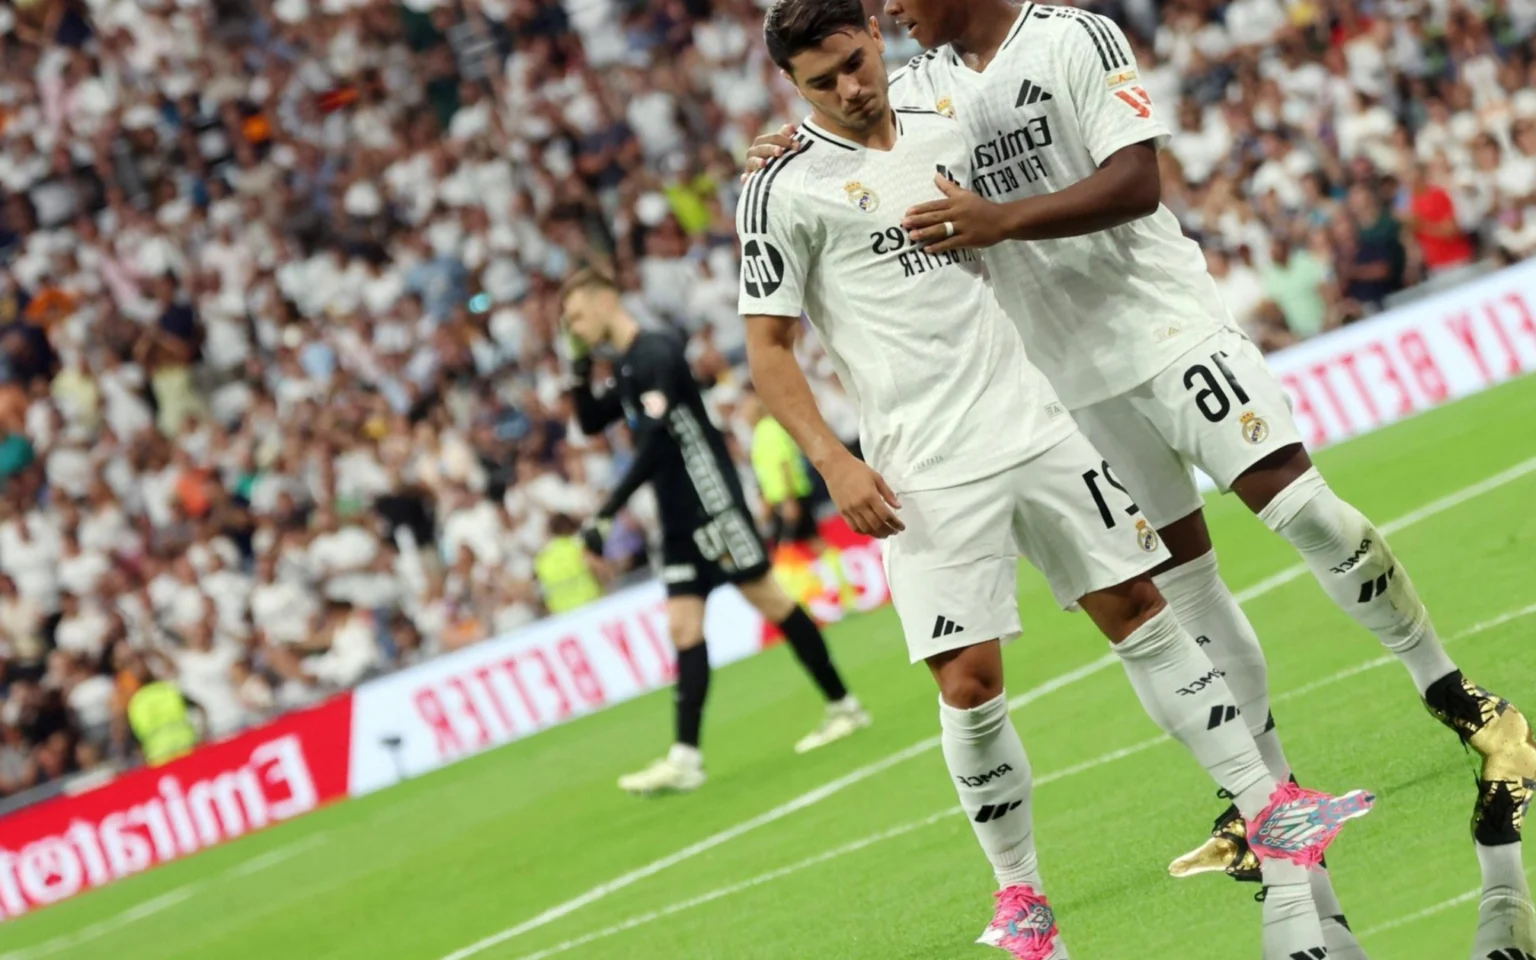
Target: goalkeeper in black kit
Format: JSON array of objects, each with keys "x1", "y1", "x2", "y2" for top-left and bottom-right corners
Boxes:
[{"x1": 561, "y1": 268, "x2": 869, "y2": 795}]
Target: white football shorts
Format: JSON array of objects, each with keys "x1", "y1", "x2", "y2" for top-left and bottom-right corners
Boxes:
[
  {"x1": 1071, "y1": 329, "x2": 1305, "y2": 529},
  {"x1": 881, "y1": 430, "x2": 1170, "y2": 663}
]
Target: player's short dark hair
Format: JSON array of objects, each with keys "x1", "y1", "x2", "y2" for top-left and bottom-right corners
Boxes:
[
  {"x1": 558, "y1": 266, "x2": 619, "y2": 304},
  {"x1": 764, "y1": 0, "x2": 868, "y2": 73}
]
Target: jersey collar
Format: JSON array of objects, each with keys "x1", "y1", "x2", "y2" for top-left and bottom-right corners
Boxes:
[
  {"x1": 946, "y1": 1, "x2": 1035, "y2": 72},
  {"x1": 800, "y1": 112, "x2": 902, "y2": 153}
]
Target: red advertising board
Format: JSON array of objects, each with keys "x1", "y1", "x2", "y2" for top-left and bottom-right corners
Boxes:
[{"x1": 0, "y1": 695, "x2": 354, "y2": 920}]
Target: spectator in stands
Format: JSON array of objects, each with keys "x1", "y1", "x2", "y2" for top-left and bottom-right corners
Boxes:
[
  {"x1": 1341, "y1": 182, "x2": 1407, "y2": 313},
  {"x1": 1263, "y1": 237, "x2": 1335, "y2": 343},
  {"x1": 1404, "y1": 161, "x2": 1476, "y2": 276}
]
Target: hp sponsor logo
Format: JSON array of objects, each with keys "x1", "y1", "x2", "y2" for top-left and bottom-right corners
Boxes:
[{"x1": 742, "y1": 239, "x2": 785, "y2": 298}]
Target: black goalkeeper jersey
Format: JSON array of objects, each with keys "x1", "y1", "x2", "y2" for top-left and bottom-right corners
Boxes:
[{"x1": 574, "y1": 329, "x2": 751, "y2": 543}]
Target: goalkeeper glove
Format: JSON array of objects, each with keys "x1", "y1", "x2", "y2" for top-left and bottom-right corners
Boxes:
[
  {"x1": 565, "y1": 332, "x2": 592, "y2": 380},
  {"x1": 579, "y1": 516, "x2": 611, "y2": 555}
]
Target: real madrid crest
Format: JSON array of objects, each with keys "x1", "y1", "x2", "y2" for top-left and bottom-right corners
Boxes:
[
  {"x1": 1135, "y1": 518, "x2": 1160, "y2": 553},
  {"x1": 844, "y1": 181, "x2": 879, "y2": 213},
  {"x1": 936, "y1": 96, "x2": 955, "y2": 119},
  {"x1": 1239, "y1": 411, "x2": 1269, "y2": 445}
]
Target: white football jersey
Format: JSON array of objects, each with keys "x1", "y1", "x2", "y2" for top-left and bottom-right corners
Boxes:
[
  {"x1": 890, "y1": 3, "x2": 1242, "y2": 408},
  {"x1": 736, "y1": 110, "x2": 1073, "y2": 494}
]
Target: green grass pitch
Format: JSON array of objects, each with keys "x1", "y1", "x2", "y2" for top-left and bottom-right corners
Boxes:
[{"x1": 5, "y1": 373, "x2": 1536, "y2": 960}]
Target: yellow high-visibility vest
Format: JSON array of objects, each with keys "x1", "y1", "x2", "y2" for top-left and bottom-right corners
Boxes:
[
  {"x1": 536, "y1": 536, "x2": 603, "y2": 614},
  {"x1": 127, "y1": 681, "x2": 197, "y2": 766},
  {"x1": 751, "y1": 418, "x2": 811, "y2": 506}
]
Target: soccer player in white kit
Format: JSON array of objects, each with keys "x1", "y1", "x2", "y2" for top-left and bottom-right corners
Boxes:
[
  {"x1": 742, "y1": 1, "x2": 1536, "y2": 957},
  {"x1": 741, "y1": 3, "x2": 1371, "y2": 957}
]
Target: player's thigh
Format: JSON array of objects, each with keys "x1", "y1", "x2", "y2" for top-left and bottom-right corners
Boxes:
[
  {"x1": 882, "y1": 474, "x2": 1021, "y2": 664},
  {"x1": 1072, "y1": 390, "x2": 1203, "y2": 530},
  {"x1": 660, "y1": 538, "x2": 717, "y2": 649},
  {"x1": 1010, "y1": 432, "x2": 1170, "y2": 612},
  {"x1": 1148, "y1": 331, "x2": 1305, "y2": 492},
  {"x1": 665, "y1": 594, "x2": 707, "y2": 650}
]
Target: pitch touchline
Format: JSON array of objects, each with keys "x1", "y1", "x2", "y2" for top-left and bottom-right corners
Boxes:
[
  {"x1": 505, "y1": 601, "x2": 1536, "y2": 960},
  {"x1": 436, "y1": 453, "x2": 1536, "y2": 960},
  {"x1": 0, "y1": 834, "x2": 331, "y2": 960}
]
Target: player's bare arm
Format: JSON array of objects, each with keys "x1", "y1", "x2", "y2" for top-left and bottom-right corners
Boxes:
[
  {"x1": 744, "y1": 313, "x2": 904, "y2": 539},
  {"x1": 901, "y1": 141, "x2": 1161, "y2": 253}
]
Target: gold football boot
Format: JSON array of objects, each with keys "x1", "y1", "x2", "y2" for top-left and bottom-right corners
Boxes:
[
  {"x1": 1424, "y1": 672, "x2": 1536, "y2": 844},
  {"x1": 1168, "y1": 791, "x2": 1261, "y2": 882}
]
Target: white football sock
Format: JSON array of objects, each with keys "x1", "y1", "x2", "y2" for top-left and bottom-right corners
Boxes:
[
  {"x1": 1154, "y1": 550, "x2": 1291, "y2": 782},
  {"x1": 1111, "y1": 607, "x2": 1273, "y2": 804},
  {"x1": 1113, "y1": 608, "x2": 1327, "y2": 952},
  {"x1": 1258, "y1": 468, "x2": 1458, "y2": 696},
  {"x1": 939, "y1": 693, "x2": 1052, "y2": 895},
  {"x1": 1262, "y1": 881, "x2": 1331, "y2": 960},
  {"x1": 1312, "y1": 868, "x2": 1370, "y2": 959},
  {"x1": 1471, "y1": 842, "x2": 1536, "y2": 960}
]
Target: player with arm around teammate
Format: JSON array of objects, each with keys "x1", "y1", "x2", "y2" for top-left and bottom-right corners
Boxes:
[
  {"x1": 562, "y1": 272, "x2": 870, "y2": 795},
  {"x1": 767, "y1": 1, "x2": 1534, "y2": 956},
  {"x1": 744, "y1": 4, "x2": 1373, "y2": 956}
]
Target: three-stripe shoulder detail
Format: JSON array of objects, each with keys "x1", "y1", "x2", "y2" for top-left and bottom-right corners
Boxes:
[
  {"x1": 739, "y1": 139, "x2": 814, "y2": 236},
  {"x1": 1000, "y1": 2, "x2": 1036, "y2": 51},
  {"x1": 1059, "y1": 9, "x2": 1130, "y2": 71}
]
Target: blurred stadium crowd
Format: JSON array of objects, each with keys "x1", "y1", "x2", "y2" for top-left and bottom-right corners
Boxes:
[{"x1": 0, "y1": 0, "x2": 1532, "y2": 801}]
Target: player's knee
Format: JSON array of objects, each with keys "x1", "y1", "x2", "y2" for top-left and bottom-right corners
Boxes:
[
  {"x1": 667, "y1": 598, "x2": 707, "y2": 650},
  {"x1": 1257, "y1": 467, "x2": 1360, "y2": 551},
  {"x1": 1081, "y1": 576, "x2": 1168, "y2": 642},
  {"x1": 742, "y1": 576, "x2": 796, "y2": 622},
  {"x1": 1155, "y1": 511, "x2": 1214, "y2": 568},
  {"x1": 1120, "y1": 579, "x2": 1168, "y2": 633},
  {"x1": 929, "y1": 645, "x2": 1005, "y2": 709},
  {"x1": 937, "y1": 672, "x2": 1001, "y2": 710}
]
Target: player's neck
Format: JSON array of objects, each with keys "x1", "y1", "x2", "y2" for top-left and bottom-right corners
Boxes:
[
  {"x1": 608, "y1": 316, "x2": 640, "y2": 352},
  {"x1": 951, "y1": 0, "x2": 1023, "y2": 72},
  {"x1": 811, "y1": 108, "x2": 899, "y2": 151}
]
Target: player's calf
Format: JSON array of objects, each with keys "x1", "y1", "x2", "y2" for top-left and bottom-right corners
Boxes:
[
  {"x1": 1252, "y1": 464, "x2": 1457, "y2": 694},
  {"x1": 1082, "y1": 576, "x2": 1372, "y2": 955},
  {"x1": 928, "y1": 642, "x2": 1066, "y2": 959},
  {"x1": 738, "y1": 575, "x2": 868, "y2": 751},
  {"x1": 1252, "y1": 465, "x2": 1536, "y2": 774}
]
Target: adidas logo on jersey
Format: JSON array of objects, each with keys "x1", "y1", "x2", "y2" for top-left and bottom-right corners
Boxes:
[
  {"x1": 931, "y1": 616, "x2": 965, "y2": 639},
  {"x1": 1015, "y1": 79, "x2": 1053, "y2": 108}
]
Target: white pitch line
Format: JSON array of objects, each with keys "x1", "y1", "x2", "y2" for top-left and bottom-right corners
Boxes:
[
  {"x1": 506, "y1": 601, "x2": 1536, "y2": 960},
  {"x1": 0, "y1": 834, "x2": 331, "y2": 960},
  {"x1": 440, "y1": 453, "x2": 1536, "y2": 960},
  {"x1": 1358, "y1": 889, "x2": 1480, "y2": 938},
  {"x1": 1358, "y1": 868, "x2": 1536, "y2": 938},
  {"x1": 224, "y1": 833, "x2": 330, "y2": 879},
  {"x1": 510, "y1": 809, "x2": 960, "y2": 960}
]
